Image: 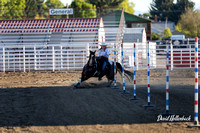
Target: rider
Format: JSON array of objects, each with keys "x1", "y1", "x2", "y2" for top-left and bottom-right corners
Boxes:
[{"x1": 98, "y1": 42, "x2": 109, "y2": 81}]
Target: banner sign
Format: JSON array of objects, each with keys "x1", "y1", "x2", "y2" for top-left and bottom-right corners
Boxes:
[{"x1": 49, "y1": 9, "x2": 73, "y2": 15}]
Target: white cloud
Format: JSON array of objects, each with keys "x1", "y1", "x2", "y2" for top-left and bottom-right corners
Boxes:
[{"x1": 61, "y1": 0, "x2": 72, "y2": 5}]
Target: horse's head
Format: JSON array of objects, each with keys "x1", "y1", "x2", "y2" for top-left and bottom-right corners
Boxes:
[{"x1": 88, "y1": 50, "x2": 96, "y2": 67}]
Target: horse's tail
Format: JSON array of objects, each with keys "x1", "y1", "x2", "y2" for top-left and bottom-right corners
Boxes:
[{"x1": 116, "y1": 62, "x2": 133, "y2": 81}]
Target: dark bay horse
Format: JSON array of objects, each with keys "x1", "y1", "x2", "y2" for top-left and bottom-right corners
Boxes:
[{"x1": 73, "y1": 51, "x2": 132, "y2": 89}]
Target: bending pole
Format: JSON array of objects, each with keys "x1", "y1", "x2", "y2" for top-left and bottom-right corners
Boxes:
[
  {"x1": 143, "y1": 41, "x2": 155, "y2": 107},
  {"x1": 166, "y1": 42, "x2": 170, "y2": 114},
  {"x1": 112, "y1": 42, "x2": 119, "y2": 89},
  {"x1": 130, "y1": 43, "x2": 139, "y2": 100},
  {"x1": 161, "y1": 41, "x2": 174, "y2": 116},
  {"x1": 188, "y1": 37, "x2": 200, "y2": 127},
  {"x1": 120, "y1": 40, "x2": 129, "y2": 94}
]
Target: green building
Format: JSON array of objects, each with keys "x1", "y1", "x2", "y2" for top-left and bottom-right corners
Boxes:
[{"x1": 101, "y1": 10, "x2": 152, "y2": 40}]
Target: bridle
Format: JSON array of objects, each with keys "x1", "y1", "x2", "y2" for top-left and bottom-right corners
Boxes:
[
  {"x1": 88, "y1": 54, "x2": 97, "y2": 67},
  {"x1": 88, "y1": 52, "x2": 98, "y2": 76}
]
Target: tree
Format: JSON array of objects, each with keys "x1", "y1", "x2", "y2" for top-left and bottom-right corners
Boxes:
[
  {"x1": 163, "y1": 28, "x2": 172, "y2": 38},
  {"x1": 70, "y1": 0, "x2": 96, "y2": 18},
  {"x1": 150, "y1": 0, "x2": 195, "y2": 24},
  {"x1": 37, "y1": 0, "x2": 46, "y2": 18},
  {"x1": 86, "y1": 0, "x2": 124, "y2": 8},
  {"x1": 171, "y1": 0, "x2": 194, "y2": 23},
  {"x1": 4, "y1": 0, "x2": 26, "y2": 19},
  {"x1": 118, "y1": 0, "x2": 135, "y2": 14},
  {"x1": 0, "y1": 0, "x2": 7, "y2": 19},
  {"x1": 86, "y1": 0, "x2": 124, "y2": 16},
  {"x1": 176, "y1": 8, "x2": 200, "y2": 37},
  {"x1": 25, "y1": 0, "x2": 48, "y2": 19},
  {"x1": 150, "y1": 0, "x2": 174, "y2": 22},
  {"x1": 152, "y1": 32, "x2": 161, "y2": 40},
  {"x1": 45, "y1": 0, "x2": 64, "y2": 9},
  {"x1": 24, "y1": 0, "x2": 38, "y2": 19},
  {"x1": 143, "y1": 13, "x2": 151, "y2": 17},
  {"x1": 45, "y1": 0, "x2": 64, "y2": 18},
  {"x1": 25, "y1": 0, "x2": 37, "y2": 18}
]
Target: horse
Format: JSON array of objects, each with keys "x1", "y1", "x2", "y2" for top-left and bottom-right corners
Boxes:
[{"x1": 73, "y1": 50, "x2": 133, "y2": 89}]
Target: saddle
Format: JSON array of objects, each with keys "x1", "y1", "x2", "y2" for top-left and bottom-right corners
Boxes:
[
  {"x1": 86, "y1": 57, "x2": 112, "y2": 77},
  {"x1": 96, "y1": 57, "x2": 112, "y2": 73}
]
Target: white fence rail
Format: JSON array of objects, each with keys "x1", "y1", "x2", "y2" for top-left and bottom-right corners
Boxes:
[
  {"x1": 1, "y1": 42, "x2": 200, "y2": 72},
  {"x1": 0, "y1": 42, "x2": 199, "y2": 72},
  {"x1": 0, "y1": 45, "x2": 89, "y2": 71}
]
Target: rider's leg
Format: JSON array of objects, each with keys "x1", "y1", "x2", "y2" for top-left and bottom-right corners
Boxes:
[{"x1": 99, "y1": 61, "x2": 107, "y2": 80}]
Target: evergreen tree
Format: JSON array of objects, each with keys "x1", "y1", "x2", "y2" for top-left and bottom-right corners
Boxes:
[
  {"x1": 86, "y1": 0, "x2": 124, "y2": 8},
  {"x1": 150, "y1": 0, "x2": 195, "y2": 23},
  {"x1": 150, "y1": 0, "x2": 174, "y2": 21},
  {"x1": 70, "y1": 0, "x2": 96, "y2": 18},
  {"x1": 24, "y1": 0, "x2": 38, "y2": 19},
  {"x1": 86, "y1": 0, "x2": 124, "y2": 16}
]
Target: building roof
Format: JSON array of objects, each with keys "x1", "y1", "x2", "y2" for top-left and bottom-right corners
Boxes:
[
  {"x1": 105, "y1": 28, "x2": 146, "y2": 43},
  {"x1": 115, "y1": 10, "x2": 151, "y2": 22},
  {"x1": 123, "y1": 28, "x2": 146, "y2": 42},
  {"x1": 171, "y1": 30, "x2": 190, "y2": 39},
  {"x1": 125, "y1": 28, "x2": 145, "y2": 34},
  {"x1": 0, "y1": 18, "x2": 100, "y2": 33},
  {"x1": 151, "y1": 21, "x2": 175, "y2": 34}
]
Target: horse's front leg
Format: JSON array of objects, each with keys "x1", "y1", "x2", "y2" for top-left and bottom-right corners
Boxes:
[
  {"x1": 73, "y1": 80, "x2": 81, "y2": 90},
  {"x1": 73, "y1": 69, "x2": 89, "y2": 89}
]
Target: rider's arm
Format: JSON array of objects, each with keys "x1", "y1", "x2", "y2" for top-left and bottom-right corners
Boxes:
[
  {"x1": 98, "y1": 49, "x2": 102, "y2": 57},
  {"x1": 105, "y1": 49, "x2": 109, "y2": 57}
]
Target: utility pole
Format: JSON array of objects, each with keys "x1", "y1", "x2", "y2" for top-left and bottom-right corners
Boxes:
[
  {"x1": 165, "y1": 17, "x2": 168, "y2": 29},
  {"x1": 66, "y1": 3, "x2": 69, "y2": 19}
]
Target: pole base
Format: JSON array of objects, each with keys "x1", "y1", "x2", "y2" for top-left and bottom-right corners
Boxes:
[
  {"x1": 120, "y1": 90, "x2": 130, "y2": 94},
  {"x1": 111, "y1": 86, "x2": 119, "y2": 89},
  {"x1": 187, "y1": 121, "x2": 200, "y2": 128},
  {"x1": 130, "y1": 96, "x2": 140, "y2": 100},
  {"x1": 161, "y1": 111, "x2": 175, "y2": 117},
  {"x1": 143, "y1": 102, "x2": 155, "y2": 108}
]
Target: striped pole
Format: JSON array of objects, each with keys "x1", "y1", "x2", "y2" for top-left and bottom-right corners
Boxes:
[
  {"x1": 161, "y1": 41, "x2": 174, "y2": 115},
  {"x1": 166, "y1": 42, "x2": 170, "y2": 114},
  {"x1": 143, "y1": 41, "x2": 154, "y2": 107},
  {"x1": 112, "y1": 43, "x2": 119, "y2": 89},
  {"x1": 130, "y1": 43, "x2": 139, "y2": 100},
  {"x1": 120, "y1": 40, "x2": 129, "y2": 94},
  {"x1": 194, "y1": 37, "x2": 199, "y2": 125},
  {"x1": 188, "y1": 37, "x2": 200, "y2": 127}
]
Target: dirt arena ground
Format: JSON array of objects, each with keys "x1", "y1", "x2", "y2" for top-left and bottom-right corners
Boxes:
[{"x1": 0, "y1": 70, "x2": 200, "y2": 133}]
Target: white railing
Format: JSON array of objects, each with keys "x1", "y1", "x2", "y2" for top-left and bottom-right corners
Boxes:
[
  {"x1": 119, "y1": 42, "x2": 198, "y2": 70},
  {"x1": 1, "y1": 41, "x2": 199, "y2": 72},
  {"x1": 0, "y1": 45, "x2": 90, "y2": 72}
]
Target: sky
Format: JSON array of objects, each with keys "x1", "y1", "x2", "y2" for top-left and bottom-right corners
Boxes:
[{"x1": 62, "y1": 0, "x2": 200, "y2": 15}]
